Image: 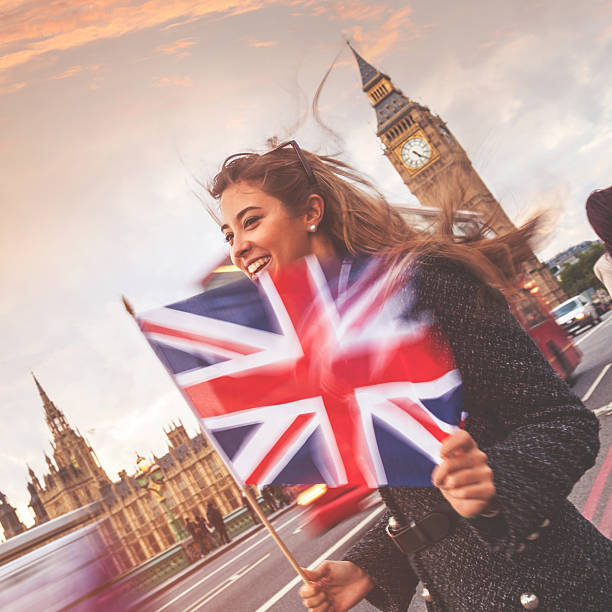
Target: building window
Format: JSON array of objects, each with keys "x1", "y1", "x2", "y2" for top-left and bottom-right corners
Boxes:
[
  {"x1": 206, "y1": 456, "x2": 223, "y2": 479},
  {"x1": 161, "y1": 524, "x2": 173, "y2": 546},
  {"x1": 223, "y1": 489, "x2": 239, "y2": 510},
  {"x1": 117, "y1": 549, "x2": 131, "y2": 571},
  {"x1": 192, "y1": 467, "x2": 205, "y2": 489},
  {"x1": 120, "y1": 512, "x2": 130, "y2": 532},
  {"x1": 147, "y1": 534, "x2": 161, "y2": 554},
  {"x1": 132, "y1": 542, "x2": 146, "y2": 563}
]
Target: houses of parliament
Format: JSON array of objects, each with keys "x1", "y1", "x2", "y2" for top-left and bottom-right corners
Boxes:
[{"x1": 0, "y1": 375, "x2": 242, "y2": 571}]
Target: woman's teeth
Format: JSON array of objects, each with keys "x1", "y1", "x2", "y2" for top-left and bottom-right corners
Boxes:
[{"x1": 247, "y1": 256, "x2": 271, "y2": 276}]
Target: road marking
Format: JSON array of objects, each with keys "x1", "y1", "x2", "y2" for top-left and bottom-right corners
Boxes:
[
  {"x1": 574, "y1": 315, "x2": 612, "y2": 345},
  {"x1": 581, "y1": 363, "x2": 611, "y2": 402},
  {"x1": 184, "y1": 553, "x2": 271, "y2": 612},
  {"x1": 597, "y1": 491, "x2": 612, "y2": 538},
  {"x1": 255, "y1": 504, "x2": 385, "y2": 612},
  {"x1": 594, "y1": 402, "x2": 612, "y2": 417},
  {"x1": 292, "y1": 526, "x2": 302, "y2": 534},
  {"x1": 151, "y1": 509, "x2": 306, "y2": 612},
  {"x1": 582, "y1": 443, "x2": 612, "y2": 521}
]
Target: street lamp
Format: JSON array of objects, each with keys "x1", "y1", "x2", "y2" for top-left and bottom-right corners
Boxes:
[{"x1": 135, "y1": 454, "x2": 188, "y2": 543}]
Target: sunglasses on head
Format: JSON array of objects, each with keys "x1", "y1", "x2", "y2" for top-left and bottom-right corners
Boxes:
[{"x1": 267, "y1": 140, "x2": 318, "y2": 186}]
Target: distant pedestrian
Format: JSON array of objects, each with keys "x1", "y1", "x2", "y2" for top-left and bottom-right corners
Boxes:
[
  {"x1": 261, "y1": 486, "x2": 278, "y2": 512},
  {"x1": 207, "y1": 501, "x2": 230, "y2": 545},
  {"x1": 270, "y1": 484, "x2": 289, "y2": 507},
  {"x1": 586, "y1": 185, "x2": 612, "y2": 296},
  {"x1": 241, "y1": 494, "x2": 260, "y2": 525},
  {"x1": 194, "y1": 514, "x2": 215, "y2": 552},
  {"x1": 184, "y1": 517, "x2": 206, "y2": 557}
]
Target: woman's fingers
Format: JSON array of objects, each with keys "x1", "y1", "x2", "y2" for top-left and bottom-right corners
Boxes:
[
  {"x1": 302, "y1": 591, "x2": 330, "y2": 610},
  {"x1": 439, "y1": 429, "x2": 476, "y2": 458},
  {"x1": 432, "y1": 452, "x2": 488, "y2": 486},
  {"x1": 435, "y1": 465, "x2": 492, "y2": 489},
  {"x1": 444, "y1": 481, "x2": 496, "y2": 501}
]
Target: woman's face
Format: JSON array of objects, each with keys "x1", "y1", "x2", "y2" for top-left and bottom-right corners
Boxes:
[{"x1": 219, "y1": 182, "x2": 318, "y2": 281}]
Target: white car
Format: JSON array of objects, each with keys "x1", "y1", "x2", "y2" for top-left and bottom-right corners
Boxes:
[{"x1": 551, "y1": 296, "x2": 601, "y2": 335}]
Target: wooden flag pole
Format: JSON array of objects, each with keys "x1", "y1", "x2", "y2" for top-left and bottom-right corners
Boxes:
[
  {"x1": 241, "y1": 485, "x2": 309, "y2": 583},
  {"x1": 121, "y1": 295, "x2": 309, "y2": 585}
]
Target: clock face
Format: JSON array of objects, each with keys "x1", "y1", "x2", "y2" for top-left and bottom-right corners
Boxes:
[{"x1": 401, "y1": 137, "x2": 431, "y2": 168}]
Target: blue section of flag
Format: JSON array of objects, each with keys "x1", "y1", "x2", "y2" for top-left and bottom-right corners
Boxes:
[
  {"x1": 168, "y1": 278, "x2": 277, "y2": 333},
  {"x1": 373, "y1": 415, "x2": 437, "y2": 487},
  {"x1": 421, "y1": 385, "x2": 463, "y2": 426},
  {"x1": 154, "y1": 344, "x2": 228, "y2": 374},
  {"x1": 270, "y1": 430, "x2": 326, "y2": 485},
  {"x1": 212, "y1": 424, "x2": 262, "y2": 461}
]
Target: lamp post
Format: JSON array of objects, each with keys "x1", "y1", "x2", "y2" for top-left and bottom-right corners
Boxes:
[{"x1": 135, "y1": 454, "x2": 188, "y2": 543}]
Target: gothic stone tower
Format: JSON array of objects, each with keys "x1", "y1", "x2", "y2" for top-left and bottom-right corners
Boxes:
[
  {"x1": 349, "y1": 44, "x2": 566, "y2": 307},
  {"x1": 0, "y1": 490, "x2": 26, "y2": 540},
  {"x1": 28, "y1": 374, "x2": 110, "y2": 520}
]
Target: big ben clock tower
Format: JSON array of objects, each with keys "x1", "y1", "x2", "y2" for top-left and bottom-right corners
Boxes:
[{"x1": 349, "y1": 44, "x2": 566, "y2": 306}]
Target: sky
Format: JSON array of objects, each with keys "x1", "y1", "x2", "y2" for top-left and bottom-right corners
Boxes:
[{"x1": 1, "y1": 0, "x2": 611, "y2": 535}]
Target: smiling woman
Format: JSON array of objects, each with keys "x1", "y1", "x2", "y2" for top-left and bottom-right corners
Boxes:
[{"x1": 206, "y1": 141, "x2": 612, "y2": 612}]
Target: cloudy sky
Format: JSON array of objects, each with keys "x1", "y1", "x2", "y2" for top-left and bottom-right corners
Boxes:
[{"x1": 1, "y1": 0, "x2": 611, "y2": 535}]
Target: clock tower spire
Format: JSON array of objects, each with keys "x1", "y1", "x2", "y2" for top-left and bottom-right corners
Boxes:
[{"x1": 349, "y1": 43, "x2": 566, "y2": 306}]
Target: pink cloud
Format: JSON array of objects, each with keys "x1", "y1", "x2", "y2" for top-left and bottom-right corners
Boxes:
[
  {"x1": 0, "y1": 0, "x2": 270, "y2": 74},
  {"x1": 346, "y1": 6, "x2": 432, "y2": 61},
  {"x1": 153, "y1": 75, "x2": 193, "y2": 87},
  {"x1": 157, "y1": 38, "x2": 198, "y2": 56},
  {"x1": 246, "y1": 39, "x2": 278, "y2": 47},
  {"x1": 0, "y1": 81, "x2": 26, "y2": 95}
]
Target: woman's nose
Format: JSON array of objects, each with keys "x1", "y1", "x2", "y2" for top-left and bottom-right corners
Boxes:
[{"x1": 232, "y1": 234, "x2": 251, "y2": 261}]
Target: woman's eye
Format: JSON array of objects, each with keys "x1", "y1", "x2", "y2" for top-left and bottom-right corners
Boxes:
[
  {"x1": 244, "y1": 216, "x2": 261, "y2": 228},
  {"x1": 224, "y1": 232, "x2": 233, "y2": 243}
]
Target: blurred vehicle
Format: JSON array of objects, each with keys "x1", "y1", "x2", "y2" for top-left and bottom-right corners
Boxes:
[
  {"x1": 580, "y1": 288, "x2": 611, "y2": 316},
  {"x1": 0, "y1": 503, "x2": 129, "y2": 611},
  {"x1": 511, "y1": 287, "x2": 582, "y2": 381},
  {"x1": 551, "y1": 296, "x2": 600, "y2": 336},
  {"x1": 296, "y1": 485, "x2": 375, "y2": 534}
]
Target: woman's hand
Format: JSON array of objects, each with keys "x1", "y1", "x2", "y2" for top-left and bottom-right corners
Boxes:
[
  {"x1": 298, "y1": 560, "x2": 374, "y2": 612},
  {"x1": 432, "y1": 429, "x2": 496, "y2": 518}
]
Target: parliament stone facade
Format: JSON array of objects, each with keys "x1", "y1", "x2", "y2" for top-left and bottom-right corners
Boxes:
[{"x1": 0, "y1": 375, "x2": 241, "y2": 570}]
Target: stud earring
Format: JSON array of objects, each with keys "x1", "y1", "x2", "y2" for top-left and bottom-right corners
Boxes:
[{"x1": 308, "y1": 224, "x2": 317, "y2": 233}]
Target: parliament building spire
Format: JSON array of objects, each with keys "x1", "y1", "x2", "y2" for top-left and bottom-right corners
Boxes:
[{"x1": 32, "y1": 373, "x2": 70, "y2": 438}]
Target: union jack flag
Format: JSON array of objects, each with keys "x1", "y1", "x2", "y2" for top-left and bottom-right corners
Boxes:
[{"x1": 136, "y1": 256, "x2": 463, "y2": 487}]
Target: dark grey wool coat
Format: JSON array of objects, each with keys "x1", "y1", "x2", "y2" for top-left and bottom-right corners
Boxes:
[{"x1": 344, "y1": 259, "x2": 612, "y2": 612}]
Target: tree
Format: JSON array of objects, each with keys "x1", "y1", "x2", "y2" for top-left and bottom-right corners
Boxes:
[{"x1": 558, "y1": 243, "x2": 605, "y2": 296}]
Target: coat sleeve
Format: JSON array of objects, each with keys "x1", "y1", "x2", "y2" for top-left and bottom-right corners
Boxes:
[
  {"x1": 343, "y1": 510, "x2": 419, "y2": 612},
  {"x1": 414, "y1": 259, "x2": 600, "y2": 559}
]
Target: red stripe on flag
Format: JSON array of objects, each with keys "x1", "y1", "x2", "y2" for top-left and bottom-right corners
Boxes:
[
  {"x1": 245, "y1": 412, "x2": 315, "y2": 484},
  {"x1": 141, "y1": 321, "x2": 261, "y2": 356},
  {"x1": 391, "y1": 398, "x2": 450, "y2": 442}
]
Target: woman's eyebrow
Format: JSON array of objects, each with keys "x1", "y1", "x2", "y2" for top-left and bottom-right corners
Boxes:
[{"x1": 220, "y1": 206, "x2": 263, "y2": 232}]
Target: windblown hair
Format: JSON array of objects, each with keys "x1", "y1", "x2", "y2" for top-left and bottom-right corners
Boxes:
[
  {"x1": 208, "y1": 145, "x2": 541, "y2": 292},
  {"x1": 586, "y1": 185, "x2": 612, "y2": 253}
]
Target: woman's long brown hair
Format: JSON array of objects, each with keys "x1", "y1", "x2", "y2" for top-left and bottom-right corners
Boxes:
[{"x1": 208, "y1": 145, "x2": 542, "y2": 292}]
